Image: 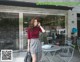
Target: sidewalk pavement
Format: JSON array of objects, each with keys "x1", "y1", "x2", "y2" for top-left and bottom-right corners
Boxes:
[
  {"x1": 0, "y1": 49, "x2": 80, "y2": 62},
  {"x1": 70, "y1": 50, "x2": 80, "y2": 62},
  {"x1": 0, "y1": 51, "x2": 26, "y2": 62}
]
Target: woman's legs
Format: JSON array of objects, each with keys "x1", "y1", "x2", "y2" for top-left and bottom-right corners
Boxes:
[
  {"x1": 32, "y1": 53, "x2": 37, "y2": 62},
  {"x1": 31, "y1": 52, "x2": 42, "y2": 62}
]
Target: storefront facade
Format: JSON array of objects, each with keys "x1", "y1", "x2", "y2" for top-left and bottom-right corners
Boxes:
[{"x1": 0, "y1": 1, "x2": 75, "y2": 51}]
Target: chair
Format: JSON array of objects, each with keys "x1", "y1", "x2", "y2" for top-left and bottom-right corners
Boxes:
[
  {"x1": 58, "y1": 46, "x2": 74, "y2": 62},
  {"x1": 77, "y1": 38, "x2": 80, "y2": 53}
]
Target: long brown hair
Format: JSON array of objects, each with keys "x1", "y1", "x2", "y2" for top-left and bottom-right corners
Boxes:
[{"x1": 28, "y1": 17, "x2": 40, "y2": 29}]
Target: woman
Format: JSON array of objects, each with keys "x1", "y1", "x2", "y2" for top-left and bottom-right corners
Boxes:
[{"x1": 27, "y1": 17, "x2": 45, "y2": 62}]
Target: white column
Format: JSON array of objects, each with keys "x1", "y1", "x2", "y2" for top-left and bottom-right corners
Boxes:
[
  {"x1": 65, "y1": 12, "x2": 68, "y2": 39},
  {"x1": 67, "y1": 10, "x2": 72, "y2": 38},
  {"x1": 19, "y1": 12, "x2": 23, "y2": 51},
  {"x1": 71, "y1": 12, "x2": 77, "y2": 36}
]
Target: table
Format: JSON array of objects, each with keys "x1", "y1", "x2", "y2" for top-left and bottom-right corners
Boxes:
[{"x1": 42, "y1": 45, "x2": 61, "y2": 62}]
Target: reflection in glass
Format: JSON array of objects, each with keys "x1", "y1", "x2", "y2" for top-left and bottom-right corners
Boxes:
[{"x1": 0, "y1": 12, "x2": 19, "y2": 50}]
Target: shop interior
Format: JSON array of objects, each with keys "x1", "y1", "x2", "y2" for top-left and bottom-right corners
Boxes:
[
  {"x1": 0, "y1": 12, "x2": 65, "y2": 50},
  {"x1": 23, "y1": 14, "x2": 65, "y2": 49}
]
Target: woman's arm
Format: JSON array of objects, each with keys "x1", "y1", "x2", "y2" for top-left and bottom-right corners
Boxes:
[
  {"x1": 27, "y1": 39, "x2": 30, "y2": 51},
  {"x1": 38, "y1": 23, "x2": 45, "y2": 33},
  {"x1": 27, "y1": 28, "x2": 31, "y2": 51},
  {"x1": 39, "y1": 26, "x2": 45, "y2": 33}
]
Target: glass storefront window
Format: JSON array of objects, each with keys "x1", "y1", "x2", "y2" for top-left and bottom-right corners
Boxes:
[
  {"x1": 23, "y1": 14, "x2": 65, "y2": 48},
  {"x1": 42, "y1": 15, "x2": 65, "y2": 45},
  {"x1": 0, "y1": 12, "x2": 19, "y2": 50},
  {"x1": 0, "y1": 12, "x2": 65, "y2": 51}
]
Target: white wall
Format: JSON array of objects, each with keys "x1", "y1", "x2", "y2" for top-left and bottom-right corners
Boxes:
[
  {"x1": 72, "y1": 6, "x2": 80, "y2": 36},
  {"x1": 67, "y1": 6, "x2": 80, "y2": 38},
  {"x1": 72, "y1": 6, "x2": 80, "y2": 13},
  {"x1": 0, "y1": 5, "x2": 67, "y2": 15}
]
